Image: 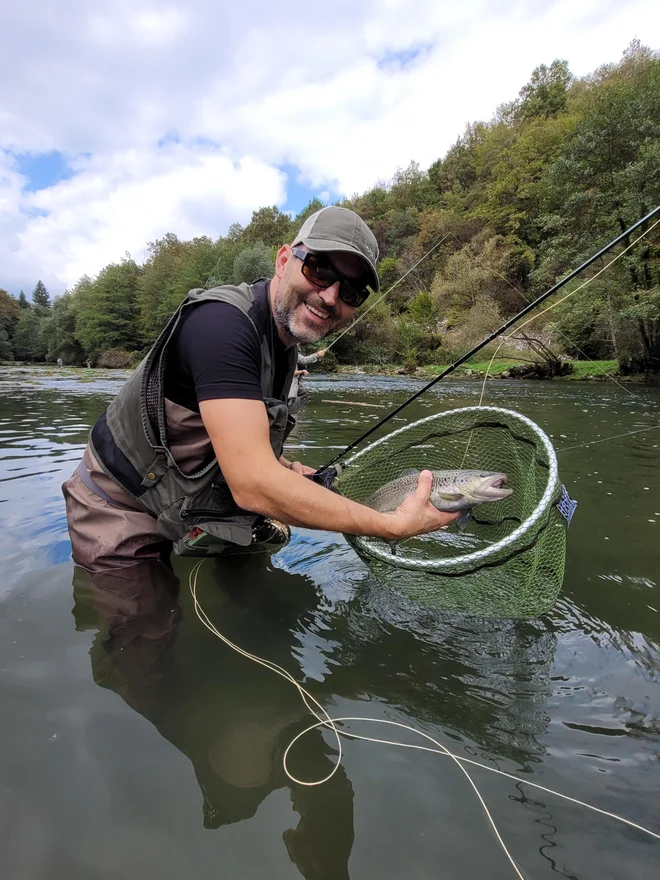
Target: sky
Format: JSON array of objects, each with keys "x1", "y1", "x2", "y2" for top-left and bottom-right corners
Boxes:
[{"x1": 1, "y1": 0, "x2": 658, "y2": 298}]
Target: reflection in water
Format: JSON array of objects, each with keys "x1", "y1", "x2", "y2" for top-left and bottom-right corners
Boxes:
[
  {"x1": 71, "y1": 545, "x2": 564, "y2": 877},
  {"x1": 72, "y1": 558, "x2": 355, "y2": 880},
  {"x1": 277, "y1": 531, "x2": 558, "y2": 767}
]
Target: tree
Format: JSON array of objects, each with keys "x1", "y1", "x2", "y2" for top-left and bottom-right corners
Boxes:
[
  {"x1": 233, "y1": 242, "x2": 274, "y2": 284},
  {"x1": 535, "y1": 43, "x2": 660, "y2": 285},
  {"x1": 13, "y1": 308, "x2": 47, "y2": 361},
  {"x1": 32, "y1": 280, "x2": 51, "y2": 310},
  {"x1": 18, "y1": 290, "x2": 30, "y2": 309},
  {"x1": 243, "y1": 206, "x2": 293, "y2": 248},
  {"x1": 42, "y1": 293, "x2": 86, "y2": 364},
  {"x1": 73, "y1": 258, "x2": 143, "y2": 358},
  {"x1": 618, "y1": 286, "x2": 660, "y2": 374},
  {"x1": 0, "y1": 289, "x2": 21, "y2": 336},
  {"x1": 0, "y1": 329, "x2": 12, "y2": 360},
  {"x1": 515, "y1": 60, "x2": 573, "y2": 121},
  {"x1": 137, "y1": 234, "x2": 231, "y2": 339}
]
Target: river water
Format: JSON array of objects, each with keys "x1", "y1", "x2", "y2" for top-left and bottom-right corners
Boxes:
[{"x1": 1, "y1": 366, "x2": 659, "y2": 880}]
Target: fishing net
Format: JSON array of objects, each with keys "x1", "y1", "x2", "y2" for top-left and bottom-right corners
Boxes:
[{"x1": 333, "y1": 406, "x2": 575, "y2": 618}]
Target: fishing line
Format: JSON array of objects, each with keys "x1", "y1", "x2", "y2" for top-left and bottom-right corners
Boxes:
[
  {"x1": 189, "y1": 559, "x2": 659, "y2": 880},
  {"x1": 476, "y1": 217, "x2": 660, "y2": 409},
  {"x1": 315, "y1": 205, "x2": 660, "y2": 475},
  {"x1": 557, "y1": 423, "x2": 660, "y2": 453},
  {"x1": 448, "y1": 232, "x2": 642, "y2": 400},
  {"x1": 323, "y1": 234, "x2": 451, "y2": 352},
  {"x1": 456, "y1": 222, "x2": 659, "y2": 469}
]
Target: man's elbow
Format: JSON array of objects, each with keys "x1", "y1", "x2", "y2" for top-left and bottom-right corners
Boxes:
[{"x1": 228, "y1": 477, "x2": 272, "y2": 515}]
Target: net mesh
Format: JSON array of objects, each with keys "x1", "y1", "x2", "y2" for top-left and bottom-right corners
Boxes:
[{"x1": 333, "y1": 406, "x2": 569, "y2": 618}]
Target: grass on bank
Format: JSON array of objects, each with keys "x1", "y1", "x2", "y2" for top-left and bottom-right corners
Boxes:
[{"x1": 349, "y1": 358, "x2": 623, "y2": 380}]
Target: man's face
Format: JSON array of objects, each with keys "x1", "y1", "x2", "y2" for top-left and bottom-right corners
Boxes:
[{"x1": 272, "y1": 246, "x2": 366, "y2": 345}]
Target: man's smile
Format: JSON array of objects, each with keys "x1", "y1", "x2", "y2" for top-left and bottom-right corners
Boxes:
[{"x1": 303, "y1": 301, "x2": 331, "y2": 321}]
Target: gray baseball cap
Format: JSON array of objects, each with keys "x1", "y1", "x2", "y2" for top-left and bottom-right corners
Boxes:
[{"x1": 293, "y1": 206, "x2": 380, "y2": 291}]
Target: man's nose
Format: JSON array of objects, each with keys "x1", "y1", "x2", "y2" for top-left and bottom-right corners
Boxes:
[{"x1": 318, "y1": 282, "x2": 341, "y2": 308}]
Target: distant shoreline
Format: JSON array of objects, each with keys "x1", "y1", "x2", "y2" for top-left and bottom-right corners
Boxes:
[{"x1": 1, "y1": 360, "x2": 653, "y2": 384}]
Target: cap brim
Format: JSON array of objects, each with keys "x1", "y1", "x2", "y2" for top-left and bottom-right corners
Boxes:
[{"x1": 299, "y1": 236, "x2": 380, "y2": 292}]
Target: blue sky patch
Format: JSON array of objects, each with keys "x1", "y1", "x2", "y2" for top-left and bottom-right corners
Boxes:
[
  {"x1": 377, "y1": 43, "x2": 432, "y2": 70},
  {"x1": 13, "y1": 150, "x2": 76, "y2": 192},
  {"x1": 280, "y1": 163, "x2": 338, "y2": 218}
]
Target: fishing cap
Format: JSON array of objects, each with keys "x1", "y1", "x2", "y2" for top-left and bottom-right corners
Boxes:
[{"x1": 293, "y1": 206, "x2": 380, "y2": 291}]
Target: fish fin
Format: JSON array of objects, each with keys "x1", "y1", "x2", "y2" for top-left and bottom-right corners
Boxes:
[
  {"x1": 400, "y1": 468, "x2": 420, "y2": 478},
  {"x1": 439, "y1": 492, "x2": 464, "y2": 502},
  {"x1": 455, "y1": 510, "x2": 473, "y2": 531},
  {"x1": 385, "y1": 540, "x2": 399, "y2": 556}
]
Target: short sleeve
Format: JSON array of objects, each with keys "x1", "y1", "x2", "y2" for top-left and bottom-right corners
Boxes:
[{"x1": 176, "y1": 302, "x2": 264, "y2": 402}]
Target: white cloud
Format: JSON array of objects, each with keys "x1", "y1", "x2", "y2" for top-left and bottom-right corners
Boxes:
[
  {"x1": 0, "y1": 0, "x2": 657, "y2": 294},
  {"x1": 10, "y1": 147, "x2": 285, "y2": 291}
]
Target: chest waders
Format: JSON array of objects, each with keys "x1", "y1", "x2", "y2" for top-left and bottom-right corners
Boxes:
[{"x1": 89, "y1": 282, "x2": 297, "y2": 557}]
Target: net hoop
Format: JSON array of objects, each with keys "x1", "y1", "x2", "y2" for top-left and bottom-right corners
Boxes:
[{"x1": 339, "y1": 406, "x2": 560, "y2": 572}]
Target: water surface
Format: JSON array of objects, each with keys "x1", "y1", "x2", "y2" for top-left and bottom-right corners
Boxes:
[{"x1": 1, "y1": 366, "x2": 658, "y2": 879}]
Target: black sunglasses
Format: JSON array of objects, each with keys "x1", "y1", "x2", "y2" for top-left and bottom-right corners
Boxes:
[{"x1": 291, "y1": 247, "x2": 371, "y2": 308}]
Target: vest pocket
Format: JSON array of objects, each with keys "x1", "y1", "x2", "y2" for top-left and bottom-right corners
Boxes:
[{"x1": 174, "y1": 516, "x2": 258, "y2": 555}]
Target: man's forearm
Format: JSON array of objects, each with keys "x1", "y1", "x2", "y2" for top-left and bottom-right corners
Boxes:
[{"x1": 230, "y1": 463, "x2": 396, "y2": 540}]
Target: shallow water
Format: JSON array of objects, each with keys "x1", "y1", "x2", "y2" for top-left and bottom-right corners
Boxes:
[{"x1": 1, "y1": 366, "x2": 659, "y2": 880}]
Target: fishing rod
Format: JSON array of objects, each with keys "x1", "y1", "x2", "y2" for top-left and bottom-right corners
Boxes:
[{"x1": 315, "y1": 204, "x2": 660, "y2": 476}]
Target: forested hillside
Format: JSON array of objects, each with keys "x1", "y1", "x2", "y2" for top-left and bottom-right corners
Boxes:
[{"x1": 2, "y1": 42, "x2": 659, "y2": 375}]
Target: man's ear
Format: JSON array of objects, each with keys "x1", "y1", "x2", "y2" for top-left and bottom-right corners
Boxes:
[{"x1": 274, "y1": 245, "x2": 292, "y2": 280}]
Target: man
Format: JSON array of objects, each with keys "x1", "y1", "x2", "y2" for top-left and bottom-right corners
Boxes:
[{"x1": 63, "y1": 206, "x2": 456, "y2": 570}]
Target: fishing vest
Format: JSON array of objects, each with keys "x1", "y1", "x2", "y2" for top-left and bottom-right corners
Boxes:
[{"x1": 89, "y1": 281, "x2": 297, "y2": 555}]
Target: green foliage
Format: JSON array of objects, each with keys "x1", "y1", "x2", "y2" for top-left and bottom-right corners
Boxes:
[
  {"x1": 243, "y1": 206, "x2": 293, "y2": 247},
  {"x1": 137, "y1": 234, "x2": 224, "y2": 338},
  {"x1": 13, "y1": 308, "x2": 47, "y2": 361},
  {"x1": 0, "y1": 329, "x2": 12, "y2": 360},
  {"x1": 0, "y1": 289, "x2": 21, "y2": 335},
  {"x1": 43, "y1": 293, "x2": 86, "y2": 364},
  {"x1": 32, "y1": 280, "x2": 51, "y2": 311},
  {"x1": 233, "y1": 241, "x2": 275, "y2": 284},
  {"x1": 408, "y1": 291, "x2": 440, "y2": 326},
  {"x1": 377, "y1": 256, "x2": 399, "y2": 291},
  {"x1": 515, "y1": 60, "x2": 573, "y2": 121},
  {"x1": 18, "y1": 290, "x2": 30, "y2": 309},
  {"x1": 73, "y1": 258, "x2": 142, "y2": 358}
]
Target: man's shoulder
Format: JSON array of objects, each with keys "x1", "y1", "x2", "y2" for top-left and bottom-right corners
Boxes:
[
  {"x1": 181, "y1": 299, "x2": 255, "y2": 336},
  {"x1": 187, "y1": 280, "x2": 268, "y2": 311}
]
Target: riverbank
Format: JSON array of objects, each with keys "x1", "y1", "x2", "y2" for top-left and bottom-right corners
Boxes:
[
  {"x1": 0, "y1": 359, "x2": 650, "y2": 383},
  {"x1": 327, "y1": 359, "x2": 650, "y2": 382}
]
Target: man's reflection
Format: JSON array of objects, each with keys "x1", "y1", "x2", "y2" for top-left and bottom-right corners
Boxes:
[{"x1": 71, "y1": 557, "x2": 354, "y2": 880}]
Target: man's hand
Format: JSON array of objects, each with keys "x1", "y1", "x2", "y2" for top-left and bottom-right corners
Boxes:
[
  {"x1": 316, "y1": 349, "x2": 327, "y2": 358},
  {"x1": 279, "y1": 456, "x2": 316, "y2": 476},
  {"x1": 294, "y1": 369, "x2": 309, "y2": 377},
  {"x1": 384, "y1": 470, "x2": 458, "y2": 541}
]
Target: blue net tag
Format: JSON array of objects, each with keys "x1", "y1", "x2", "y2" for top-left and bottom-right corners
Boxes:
[{"x1": 556, "y1": 484, "x2": 578, "y2": 526}]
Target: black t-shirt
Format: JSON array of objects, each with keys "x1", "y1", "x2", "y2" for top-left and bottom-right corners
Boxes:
[{"x1": 164, "y1": 299, "x2": 292, "y2": 411}]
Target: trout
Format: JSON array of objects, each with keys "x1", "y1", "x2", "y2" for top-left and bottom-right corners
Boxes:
[{"x1": 364, "y1": 468, "x2": 513, "y2": 552}]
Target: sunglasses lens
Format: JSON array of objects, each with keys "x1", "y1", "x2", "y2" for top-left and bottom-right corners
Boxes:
[
  {"x1": 339, "y1": 283, "x2": 368, "y2": 308},
  {"x1": 302, "y1": 254, "x2": 336, "y2": 289},
  {"x1": 302, "y1": 252, "x2": 370, "y2": 307}
]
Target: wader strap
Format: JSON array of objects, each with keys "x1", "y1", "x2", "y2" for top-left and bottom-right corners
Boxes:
[{"x1": 76, "y1": 462, "x2": 143, "y2": 512}]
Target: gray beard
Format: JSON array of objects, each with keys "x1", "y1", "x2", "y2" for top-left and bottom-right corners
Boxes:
[{"x1": 273, "y1": 287, "x2": 334, "y2": 344}]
